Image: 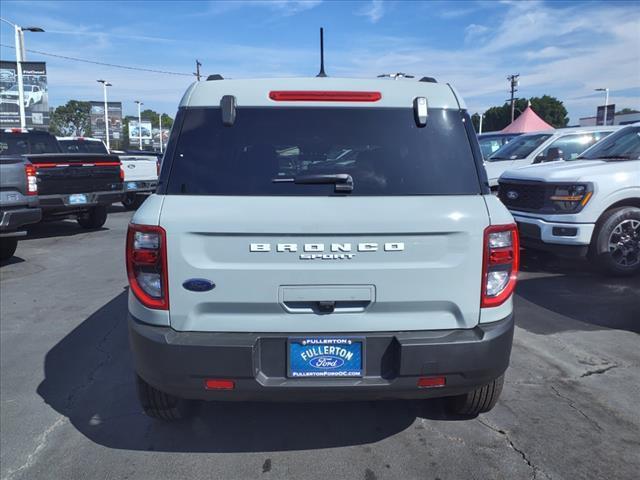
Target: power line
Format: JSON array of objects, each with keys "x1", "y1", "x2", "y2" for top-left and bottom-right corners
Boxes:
[{"x1": 0, "y1": 43, "x2": 195, "y2": 77}]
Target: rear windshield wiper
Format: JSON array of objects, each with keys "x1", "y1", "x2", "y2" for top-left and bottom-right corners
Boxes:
[{"x1": 273, "y1": 173, "x2": 354, "y2": 192}]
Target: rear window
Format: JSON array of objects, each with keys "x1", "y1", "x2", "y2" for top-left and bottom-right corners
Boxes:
[
  {"x1": 58, "y1": 139, "x2": 109, "y2": 154},
  {"x1": 165, "y1": 107, "x2": 480, "y2": 195},
  {"x1": 0, "y1": 133, "x2": 61, "y2": 155}
]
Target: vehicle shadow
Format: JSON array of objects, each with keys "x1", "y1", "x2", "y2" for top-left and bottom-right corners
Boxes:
[
  {"x1": 24, "y1": 219, "x2": 108, "y2": 240},
  {"x1": 0, "y1": 255, "x2": 25, "y2": 267},
  {"x1": 516, "y1": 250, "x2": 640, "y2": 334},
  {"x1": 37, "y1": 291, "x2": 437, "y2": 453}
]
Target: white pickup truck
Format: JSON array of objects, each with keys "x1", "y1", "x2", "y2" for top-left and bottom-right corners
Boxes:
[
  {"x1": 57, "y1": 137, "x2": 159, "y2": 210},
  {"x1": 498, "y1": 124, "x2": 640, "y2": 276}
]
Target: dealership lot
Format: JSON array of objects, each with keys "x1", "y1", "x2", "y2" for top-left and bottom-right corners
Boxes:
[{"x1": 1, "y1": 209, "x2": 638, "y2": 480}]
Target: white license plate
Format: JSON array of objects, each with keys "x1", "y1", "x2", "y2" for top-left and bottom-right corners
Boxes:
[{"x1": 69, "y1": 194, "x2": 87, "y2": 205}]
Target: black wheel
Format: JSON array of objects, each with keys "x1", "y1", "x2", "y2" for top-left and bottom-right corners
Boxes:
[
  {"x1": 77, "y1": 206, "x2": 108, "y2": 229},
  {"x1": 136, "y1": 374, "x2": 192, "y2": 421},
  {"x1": 589, "y1": 207, "x2": 640, "y2": 276},
  {"x1": 445, "y1": 375, "x2": 504, "y2": 417},
  {"x1": 0, "y1": 237, "x2": 18, "y2": 261},
  {"x1": 122, "y1": 193, "x2": 144, "y2": 211}
]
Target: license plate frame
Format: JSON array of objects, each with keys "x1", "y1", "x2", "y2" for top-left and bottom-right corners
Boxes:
[
  {"x1": 69, "y1": 194, "x2": 88, "y2": 205},
  {"x1": 287, "y1": 337, "x2": 364, "y2": 378}
]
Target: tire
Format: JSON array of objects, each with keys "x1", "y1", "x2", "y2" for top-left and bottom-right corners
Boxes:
[
  {"x1": 122, "y1": 193, "x2": 144, "y2": 211},
  {"x1": 445, "y1": 375, "x2": 504, "y2": 417},
  {"x1": 0, "y1": 237, "x2": 18, "y2": 261},
  {"x1": 589, "y1": 207, "x2": 640, "y2": 276},
  {"x1": 77, "y1": 206, "x2": 108, "y2": 229},
  {"x1": 136, "y1": 374, "x2": 192, "y2": 421}
]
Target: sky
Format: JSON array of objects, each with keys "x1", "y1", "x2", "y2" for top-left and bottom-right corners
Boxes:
[{"x1": 0, "y1": 0, "x2": 639, "y2": 122}]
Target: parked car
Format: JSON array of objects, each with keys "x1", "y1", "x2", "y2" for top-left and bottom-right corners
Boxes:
[
  {"x1": 0, "y1": 84, "x2": 44, "y2": 107},
  {"x1": 0, "y1": 129, "x2": 123, "y2": 229},
  {"x1": 58, "y1": 137, "x2": 159, "y2": 210},
  {"x1": 477, "y1": 132, "x2": 520, "y2": 160},
  {"x1": 0, "y1": 156, "x2": 41, "y2": 260},
  {"x1": 498, "y1": 124, "x2": 640, "y2": 275},
  {"x1": 127, "y1": 75, "x2": 518, "y2": 420},
  {"x1": 485, "y1": 126, "x2": 619, "y2": 188}
]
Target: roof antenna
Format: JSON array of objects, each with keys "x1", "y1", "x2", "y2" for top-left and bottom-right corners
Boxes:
[{"x1": 317, "y1": 27, "x2": 327, "y2": 77}]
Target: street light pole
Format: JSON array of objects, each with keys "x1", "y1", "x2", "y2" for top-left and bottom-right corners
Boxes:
[
  {"x1": 1, "y1": 18, "x2": 44, "y2": 129},
  {"x1": 479, "y1": 112, "x2": 484, "y2": 134},
  {"x1": 507, "y1": 74, "x2": 520, "y2": 124},
  {"x1": 97, "y1": 80, "x2": 112, "y2": 150},
  {"x1": 135, "y1": 100, "x2": 143, "y2": 150},
  {"x1": 158, "y1": 113, "x2": 163, "y2": 154},
  {"x1": 595, "y1": 88, "x2": 610, "y2": 126}
]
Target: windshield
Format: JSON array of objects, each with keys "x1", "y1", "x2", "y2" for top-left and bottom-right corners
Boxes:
[
  {"x1": 579, "y1": 126, "x2": 640, "y2": 160},
  {"x1": 6, "y1": 85, "x2": 19, "y2": 93},
  {"x1": 58, "y1": 139, "x2": 109, "y2": 154},
  {"x1": 478, "y1": 135, "x2": 516, "y2": 160},
  {"x1": 488, "y1": 133, "x2": 552, "y2": 161},
  {"x1": 165, "y1": 107, "x2": 481, "y2": 196}
]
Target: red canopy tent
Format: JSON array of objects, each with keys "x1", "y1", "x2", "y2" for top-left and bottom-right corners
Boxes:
[{"x1": 501, "y1": 103, "x2": 553, "y2": 133}]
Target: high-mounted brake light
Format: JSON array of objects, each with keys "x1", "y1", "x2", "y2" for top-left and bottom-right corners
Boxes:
[
  {"x1": 481, "y1": 224, "x2": 519, "y2": 308},
  {"x1": 126, "y1": 224, "x2": 169, "y2": 309},
  {"x1": 25, "y1": 164, "x2": 37, "y2": 195},
  {"x1": 269, "y1": 91, "x2": 382, "y2": 102}
]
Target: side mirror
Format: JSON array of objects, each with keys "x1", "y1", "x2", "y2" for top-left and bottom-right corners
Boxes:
[{"x1": 545, "y1": 147, "x2": 564, "y2": 162}]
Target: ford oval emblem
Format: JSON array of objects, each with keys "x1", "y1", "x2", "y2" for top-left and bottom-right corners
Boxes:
[
  {"x1": 309, "y1": 356, "x2": 345, "y2": 369},
  {"x1": 182, "y1": 278, "x2": 215, "y2": 292},
  {"x1": 127, "y1": 164, "x2": 135, "y2": 169},
  {"x1": 506, "y1": 190, "x2": 519, "y2": 200}
]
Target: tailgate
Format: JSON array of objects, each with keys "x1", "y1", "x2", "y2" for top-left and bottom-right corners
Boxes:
[
  {"x1": 159, "y1": 196, "x2": 489, "y2": 333},
  {"x1": 120, "y1": 156, "x2": 158, "y2": 182},
  {"x1": 26, "y1": 153, "x2": 122, "y2": 196}
]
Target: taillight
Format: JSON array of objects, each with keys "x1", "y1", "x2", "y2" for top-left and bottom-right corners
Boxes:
[
  {"x1": 119, "y1": 166, "x2": 125, "y2": 182},
  {"x1": 25, "y1": 163, "x2": 37, "y2": 195},
  {"x1": 481, "y1": 224, "x2": 519, "y2": 308},
  {"x1": 126, "y1": 224, "x2": 169, "y2": 309},
  {"x1": 156, "y1": 160, "x2": 160, "y2": 176}
]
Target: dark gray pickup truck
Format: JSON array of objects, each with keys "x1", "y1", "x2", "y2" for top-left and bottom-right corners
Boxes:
[
  {"x1": 0, "y1": 129, "x2": 124, "y2": 239},
  {"x1": 0, "y1": 156, "x2": 41, "y2": 260}
]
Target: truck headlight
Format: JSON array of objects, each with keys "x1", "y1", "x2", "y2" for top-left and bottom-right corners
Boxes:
[{"x1": 549, "y1": 184, "x2": 592, "y2": 212}]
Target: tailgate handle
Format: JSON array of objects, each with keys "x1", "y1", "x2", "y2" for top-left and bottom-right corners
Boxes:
[{"x1": 279, "y1": 285, "x2": 374, "y2": 314}]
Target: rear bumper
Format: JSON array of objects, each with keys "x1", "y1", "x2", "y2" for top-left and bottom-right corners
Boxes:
[
  {"x1": 39, "y1": 191, "x2": 124, "y2": 215},
  {"x1": 124, "y1": 180, "x2": 157, "y2": 194},
  {"x1": 0, "y1": 207, "x2": 42, "y2": 233},
  {"x1": 129, "y1": 314, "x2": 514, "y2": 401},
  {"x1": 514, "y1": 213, "x2": 593, "y2": 257}
]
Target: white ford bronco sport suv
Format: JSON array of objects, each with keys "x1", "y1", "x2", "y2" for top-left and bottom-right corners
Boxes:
[
  {"x1": 127, "y1": 76, "x2": 519, "y2": 420},
  {"x1": 498, "y1": 124, "x2": 640, "y2": 276}
]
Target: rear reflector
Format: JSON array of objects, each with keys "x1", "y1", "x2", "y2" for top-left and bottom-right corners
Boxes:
[
  {"x1": 417, "y1": 376, "x2": 446, "y2": 388},
  {"x1": 204, "y1": 379, "x2": 235, "y2": 390},
  {"x1": 269, "y1": 91, "x2": 382, "y2": 102}
]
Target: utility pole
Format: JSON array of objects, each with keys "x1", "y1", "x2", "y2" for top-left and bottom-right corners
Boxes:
[
  {"x1": 507, "y1": 74, "x2": 520, "y2": 123},
  {"x1": 195, "y1": 60, "x2": 202, "y2": 81},
  {"x1": 595, "y1": 88, "x2": 610, "y2": 125},
  {"x1": 97, "y1": 80, "x2": 112, "y2": 150},
  {"x1": 135, "y1": 100, "x2": 143, "y2": 150}
]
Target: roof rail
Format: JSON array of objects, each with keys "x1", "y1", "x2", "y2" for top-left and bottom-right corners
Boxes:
[
  {"x1": 206, "y1": 74, "x2": 224, "y2": 81},
  {"x1": 419, "y1": 76, "x2": 437, "y2": 83}
]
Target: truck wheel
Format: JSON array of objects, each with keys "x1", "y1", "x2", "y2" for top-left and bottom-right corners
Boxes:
[
  {"x1": 77, "y1": 206, "x2": 108, "y2": 229},
  {"x1": 589, "y1": 207, "x2": 640, "y2": 276},
  {"x1": 445, "y1": 375, "x2": 504, "y2": 417},
  {"x1": 122, "y1": 193, "x2": 144, "y2": 211},
  {"x1": 136, "y1": 375, "x2": 192, "y2": 421},
  {"x1": 0, "y1": 237, "x2": 18, "y2": 261}
]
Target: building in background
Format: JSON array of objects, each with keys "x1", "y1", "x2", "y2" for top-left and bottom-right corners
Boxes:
[
  {"x1": 89, "y1": 101, "x2": 122, "y2": 147},
  {"x1": 0, "y1": 61, "x2": 49, "y2": 129}
]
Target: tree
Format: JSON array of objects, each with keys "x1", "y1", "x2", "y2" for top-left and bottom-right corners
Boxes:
[
  {"x1": 140, "y1": 108, "x2": 174, "y2": 129},
  {"x1": 48, "y1": 100, "x2": 92, "y2": 137},
  {"x1": 616, "y1": 108, "x2": 639, "y2": 115},
  {"x1": 473, "y1": 95, "x2": 569, "y2": 133}
]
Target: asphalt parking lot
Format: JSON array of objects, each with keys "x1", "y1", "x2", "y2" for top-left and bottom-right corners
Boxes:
[{"x1": 1, "y1": 208, "x2": 639, "y2": 480}]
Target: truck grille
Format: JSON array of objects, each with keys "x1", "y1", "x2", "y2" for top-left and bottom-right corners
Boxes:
[{"x1": 498, "y1": 182, "x2": 547, "y2": 212}]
